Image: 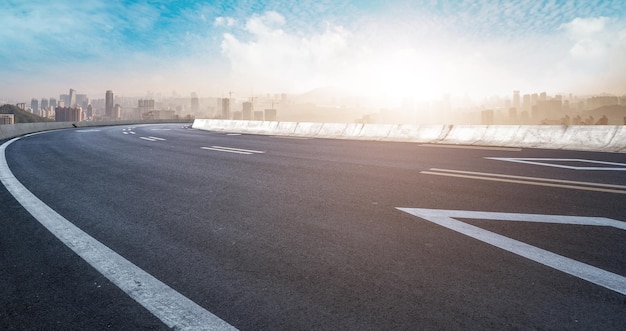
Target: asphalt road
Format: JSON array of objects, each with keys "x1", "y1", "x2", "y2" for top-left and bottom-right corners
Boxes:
[{"x1": 1, "y1": 123, "x2": 625, "y2": 330}]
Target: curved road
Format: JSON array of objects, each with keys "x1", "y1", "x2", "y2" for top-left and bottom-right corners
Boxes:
[{"x1": 1, "y1": 123, "x2": 625, "y2": 329}]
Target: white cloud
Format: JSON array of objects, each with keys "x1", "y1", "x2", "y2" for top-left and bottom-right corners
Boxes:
[
  {"x1": 548, "y1": 16, "x2": 626, "y2": 93},
  {"x1": 214, "y1": 16, "x2": 236, "y2": 27}
]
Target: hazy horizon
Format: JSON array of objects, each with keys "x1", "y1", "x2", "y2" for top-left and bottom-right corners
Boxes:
[{"x1": 1, "y1": 0, "x2": 625, "y2": 103}]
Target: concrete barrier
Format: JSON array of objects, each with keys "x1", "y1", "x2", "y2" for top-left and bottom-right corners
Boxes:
[
  {"x1": 317, "y1": 123, "x2": 349, "y2": 138},
  {"x1": 476, "y1": 125, "x2": 522, "y2": 147},
  {"x1": 1, "y1": 119, "x2": 189, "y2": 141},
  {"x1": 560, "y1": 125, "x2": 618, "y2": 151},
  {"x1": 609, "y1": 125, "x2": 626, "y2": 153},
  {"x1": 441, "y1": 125, "x2": 488, "y2": 145},
  {"x1": 273, "y1": 122, "x2": 298, "y2": 135},
  {"x1": 357, "y1": 124, "x2": 395, "y2": 140},
  {"x1": 190, "y1": 119, "x2": 626, "y2": 153},
  {"x1": 387, "y1": 124, "x2": 449, "y2": 142},
  {"x1": 294, "y1": 122, "x2": 324, "y2": 136}
]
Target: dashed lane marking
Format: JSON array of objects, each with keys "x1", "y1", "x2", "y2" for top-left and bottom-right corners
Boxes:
[
  {"x1": 421, "y1": 168, "x2": 626, "y2": 194},
  {"x1": 0, "y1": 134, "x2": 236, "y2": 331},
  {"x1": 397, "y1": 208, "x2": 626, "y2": 295},
  {"x1": 140, "y1": 136, "x2": 166, "y2": 142},
  {"x1": 201, "y1": 146, "x2": 265, "y2": 155}
]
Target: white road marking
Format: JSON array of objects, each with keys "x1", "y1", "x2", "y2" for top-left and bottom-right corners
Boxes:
[
  {"x1": 140, "y1": 136, "x2": 166, "y2": 142},
  {"x1": 76, "y1": 129, "x2": 101, "y2": 132},
  {"x1": 123, "y1": 132, "x2": 129, "y2": 135},
  {"x1": 487, "y1": 157, "x2": 626, "y2": 171},
  {"x1": 428, "y1": 168, "x2": 626, "y2": 190},
  {"x1": 0, "y1": 135, "x2": 236, "y2": 331},
  {"x1": 397, "y1": 208, "x2": 626, "y2": 295},
  {"x1": 226, "y1": 133, "x2": 241, "y2": 136},
  {"x1": 422, "y1": 168, "x2": 626, "y2": 194},
  {"x1": 201, "y1": 146, "x2": 265, "y2": 155},
  {"x1": 419, "y1": 144, "x2": 522, "y2": 151}
]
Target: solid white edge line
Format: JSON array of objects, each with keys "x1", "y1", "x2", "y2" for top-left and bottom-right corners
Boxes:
[
  {"x1": 397, "y1": 208, "x2": 626, "y2": 295},
  {"x1": 0, "y1": 136, "x2": 237, "y2": 331}
]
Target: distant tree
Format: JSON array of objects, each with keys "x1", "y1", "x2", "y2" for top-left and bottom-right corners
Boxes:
[{"x1": 0, "y1": 104, "x2": 53, "y2": 123}]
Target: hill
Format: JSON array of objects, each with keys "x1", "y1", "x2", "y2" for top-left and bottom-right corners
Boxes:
[{"x1": 0, "y1": 104, "x2": 53, "y2": 123}]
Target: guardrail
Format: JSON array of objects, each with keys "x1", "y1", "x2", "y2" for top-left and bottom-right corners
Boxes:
[
  {"x1": 0, "y1": 119, "x2": 190, "y2": 141},
  {"x1": 192, "y1": 119, "x2": 626, "y2": 153}
]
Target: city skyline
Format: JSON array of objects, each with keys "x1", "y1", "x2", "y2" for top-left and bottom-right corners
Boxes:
[{"x1": 1, "y1": 1, "x2": 625, "y2": 103}]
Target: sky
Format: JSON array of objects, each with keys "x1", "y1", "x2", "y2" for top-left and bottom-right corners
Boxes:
[{"x1": 1, "y1": 0, "x2": 625, "y2": 103}]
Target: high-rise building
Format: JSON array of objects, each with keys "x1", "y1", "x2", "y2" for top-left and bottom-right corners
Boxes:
[
  {"x1": 55, "y1": 106, "x2": 83, "y2": 122},
  {"x1": 0, "y1": 114, "x2": 14, "y2": 125},
  {"x1": 242, "y1": 101, "x2": 252, "y2": 120},
  {"x1": 512, "y1": 90, "x2": 520, "y2": 110},
  {"x1": 49, "y1": 98, "x2": 57, "y2": 109},
  {"x1": 221, "y1": 98, "x2": 230, "y2": 119},
  {"x1": 522, "y1": 94, "x2": 531, "y2": 113},
  {"x1": 113, "y1": 104, "x2": 122, "y2": 120},
  {"x1": 16, "y1": 103, "x2": 26, "y2": 110},
  {"x1": 191, "y1": 92, "x2": 199, "y2": 113},
  {"x1": 265, "y1": 108, "x2": 277, "y2": 121},
  {"x1": 59, "y1": 94, "x2": 69, "y2": 107},
  {"x1": 76, "y1": 94, "x2": 89, "y2": 110},
  {"x1": 69, "y1": 88, "x2": 77, "y2": 107},
  {"x1": 105, "y1": 90, "x2": 114, "y2": 119},
  {"x1": 40, "y1": 98, "x2": 49, "y2": 114},
  {"x1": 138, "y1": 99, "x2": 155, "y2": 118},
  {"x1": 31, "y1": 98, "x2": 39, "y2": 114}
]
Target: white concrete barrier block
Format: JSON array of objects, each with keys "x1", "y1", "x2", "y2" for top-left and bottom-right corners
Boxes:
[
  {"x1": 442, "y1": 125, "x2": 488, "y2": 145},
  {"x1": 609, "y1": 125, "x2": 626, "y2": 152},
  {"x1": 514, "y1": 126, "x2": 567, "y2": 148},
  {"x1": 478, "y1": 125, "x2": 521, "y2": 146},
  {"x1": 294, "y1": 122, "x2": 323, "y2": 136},
  {"x1": 318, "y1": 123, "x2": 349, "y2": 138},
  {"x1": 387, "y1": 124, "x2": 448, "y2": 142},
  {"x1": 560, "y1": 125, "x2": 617, "y2": 151},
  {"x1": 358, "y1": 124, "x2": 395, "y2": 140},
  {"x1": 343, "y1": 123, "x2": 363, "y2": 137},
  {"x1": 274, "y1": 122, "x2": 298, "y2": 135}
]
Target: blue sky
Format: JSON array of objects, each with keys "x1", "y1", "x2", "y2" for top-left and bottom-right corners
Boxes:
[{"x1": 1, "y1": 0, "x2": 625, "y2": 102}]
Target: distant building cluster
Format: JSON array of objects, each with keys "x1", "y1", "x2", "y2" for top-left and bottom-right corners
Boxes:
[
  {"x1": 6, "y1": 87, "x2": 624, "y2": 126},
  {"x1": 480, "y1": 91, "x2": 626, "y2": 125}
]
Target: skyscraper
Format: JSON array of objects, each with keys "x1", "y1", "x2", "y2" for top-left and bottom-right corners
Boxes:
[
  {"x1": 69, "y1": 88, "x2": 77, "y2": 107},
  {"x1": 31, "y1": 98, "x2": 39, "y2": 114},
  {"x1": 242, "y1": 101, "x2": 252, "y2": 120},
  {"x1": 513, "y1": 90, "x2": 520, "y2": 110},
  {"x1": 105, "y1": 90, "x2": 114, "y2": 119},
  {"x1": 221, "y1": 98, "x2": 230, "y2": 119},
  {"x1": 191, "y1": 92, "x2": 199, "y2": 113}
]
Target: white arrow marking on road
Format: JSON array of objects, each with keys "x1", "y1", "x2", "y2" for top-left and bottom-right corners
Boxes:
[
  {"x1": 0, "y1": 134, "x2": 237, "y2": 330},
  {"x1": 397, "y1": 208, "x2": 626, "y2": 295}
]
